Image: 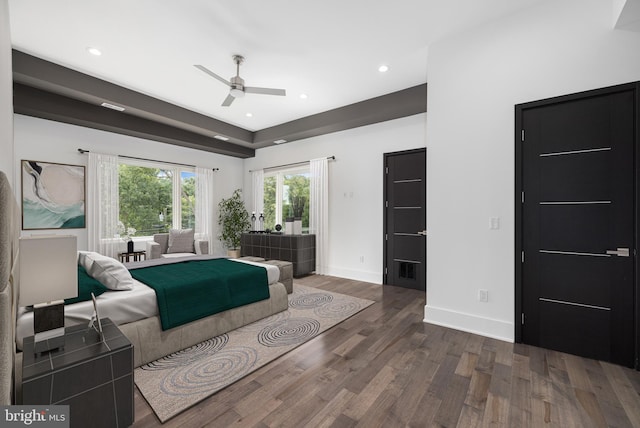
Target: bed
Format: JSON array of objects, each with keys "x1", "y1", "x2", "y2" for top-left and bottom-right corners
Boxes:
[
  {"x1": 120, "y1": 260, "x2": 288, "y2": 366},
  {"x1": 0, "y1": 171, "x2": 19, "y2": 405},
  {"x1": 1, "y1": 169, "x2": 290, "y2": 409},
  {"x1": 15, "y1": 254, "x2": 289, "y2": 367}
]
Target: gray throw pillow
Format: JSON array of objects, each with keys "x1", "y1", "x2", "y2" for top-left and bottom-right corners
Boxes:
[{"x1": 167, "y1": 228, "x2": 195, "y2": 254}]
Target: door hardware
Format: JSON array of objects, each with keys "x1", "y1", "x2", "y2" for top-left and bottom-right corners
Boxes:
[{"x1": 606, "y1": 248, "x2": 630, "y2": 257}]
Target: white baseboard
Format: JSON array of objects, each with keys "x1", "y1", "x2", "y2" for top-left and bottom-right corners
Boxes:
[
  {"x1": 423, "y1": 304, "x2": 514, "y2": 342},
  {"x1": 326, "y1": 266, "x2": 382, "y2": 284}
]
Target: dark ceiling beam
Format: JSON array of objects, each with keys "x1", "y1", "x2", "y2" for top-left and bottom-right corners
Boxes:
[
  {"x1": 12, "y1": 49, "x2": 427, "y2": 156},
  {"x1": 253, "y1": 84, "x2": 427, "y2": 147},
  {"x1": 13, "y1": 83, "x2": 255, "y2": 158},
  {"x1": 12, "y1": 50, "x2": 253, "y2": 145}
]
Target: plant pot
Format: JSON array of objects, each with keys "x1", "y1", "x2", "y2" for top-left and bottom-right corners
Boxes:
[
  {"x1": 293, "y1": 217, "x2": 302, "y2": 235},
  {"x1": 227, "y1": 249, "x2": 241, "y2": 259},
  {"x1": 285, "y1": 217, "x2": 294, "y2": 235}
]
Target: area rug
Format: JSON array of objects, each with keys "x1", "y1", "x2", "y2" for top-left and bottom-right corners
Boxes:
[{"x1": 135, "y1": 285, "x2": 374, "y2": 422}]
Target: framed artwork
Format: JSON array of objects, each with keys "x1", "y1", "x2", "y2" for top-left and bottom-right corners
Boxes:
[{"x1": 21, "y1": 160, "x2": 86, "y2": 230}]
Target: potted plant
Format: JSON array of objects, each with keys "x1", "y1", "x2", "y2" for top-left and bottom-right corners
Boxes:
[{"x1": 217, "y1": 189, "x2": 250, "y2": 258}]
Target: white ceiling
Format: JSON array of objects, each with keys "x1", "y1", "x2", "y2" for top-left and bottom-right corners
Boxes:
[{"x1": 8, "y1": 0, "x2": 546, "y2": 131}]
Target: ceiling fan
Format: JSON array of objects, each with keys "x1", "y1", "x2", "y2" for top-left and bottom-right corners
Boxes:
[{"x1": 194, "y1": 55, "x2": 286, "y2": 107}]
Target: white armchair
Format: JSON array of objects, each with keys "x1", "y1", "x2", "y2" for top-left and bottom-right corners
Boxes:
[{"x1": 146, "y1": 229, "x2": 209, "y2": 259}]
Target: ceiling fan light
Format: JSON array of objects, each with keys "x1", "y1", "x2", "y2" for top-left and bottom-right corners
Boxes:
[{"x1": 230, "y1": 88, "x2": 245, "y2": 98}]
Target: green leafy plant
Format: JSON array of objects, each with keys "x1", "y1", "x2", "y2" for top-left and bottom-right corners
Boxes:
[{"x1": 217, "y1": 189, "x2": 250, "y2": 250}]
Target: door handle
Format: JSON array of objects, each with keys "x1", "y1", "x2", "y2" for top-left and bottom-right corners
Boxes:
[
  {"x1": 606, "y1": 248, "x2": 630, "y2": 257},
  {"x1": 417, "y1": 230, "x2": 427, "y2": 236}
]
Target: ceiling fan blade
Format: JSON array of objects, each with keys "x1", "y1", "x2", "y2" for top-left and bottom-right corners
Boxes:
[
  {"x1": 194, "y1": 65, "x2": 231, "y2": 87},
  {"x1": 244, "y1": 86, "x2": 286, "y2": 96},
  {"x1": 221, "y1": 93, "x2": 235, "y2": 107}
]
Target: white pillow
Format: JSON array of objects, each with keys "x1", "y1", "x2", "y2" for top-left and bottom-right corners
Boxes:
[
  {"x1": 77, "y1": 251, "x2": 134, "y2": 291},
  {"x1": 161, "y1": 253, "x2": 196, "y2": 259}
]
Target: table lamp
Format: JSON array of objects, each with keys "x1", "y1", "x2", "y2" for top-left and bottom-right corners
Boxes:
[{"x1": 19, "y1": 235, "x2": 77, "y2": 353}]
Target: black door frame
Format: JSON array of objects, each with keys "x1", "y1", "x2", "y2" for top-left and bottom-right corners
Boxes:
[
  {"x1": 514, "y1": 82, "x2": 640, "y2": 369},
  {"x1": 383, "y1": 147, "x2": 427, "y2": 286}
]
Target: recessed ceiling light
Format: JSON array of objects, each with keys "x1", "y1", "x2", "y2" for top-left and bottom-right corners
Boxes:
[
  {"x1": 214, "y1": 135, "x2": 229, "y2": 141},
  {"x1": 299, "y1": 93, "x2": 308, "y2": 99},
  {"x1": 378, "y1": 65, "x2": 389, "y2": 73},
  {"x1": 273, "y1": 139, "x2": 287, "y2": 144},
  {"x1": 246, "y1": 113, "x2": 253, "y2": 117},
  {"x1": 101, "y1": 102, "x2": 125, "y2": 112},
  {"x1": 87, "y1": 47, "x2": 102, "y2": 56}
]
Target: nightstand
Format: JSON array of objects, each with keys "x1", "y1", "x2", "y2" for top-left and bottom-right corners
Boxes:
[
  {"x1": 22, "y1": 318, "x2": 133, "y2": 428},
  {"x1": 118, "y1": 250, "x2": 146, "y2": 262}
]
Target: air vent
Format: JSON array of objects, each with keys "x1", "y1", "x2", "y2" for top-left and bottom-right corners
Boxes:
[{"x1": 101, "y1": 102, "x2": 125, "y2": 112}]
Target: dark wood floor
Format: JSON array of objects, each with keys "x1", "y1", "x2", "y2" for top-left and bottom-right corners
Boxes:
[{"x1": 132, "y1": 275, "x2": 640, "y2": 427}]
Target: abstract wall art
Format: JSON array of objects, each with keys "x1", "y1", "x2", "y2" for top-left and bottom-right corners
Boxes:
[{"x1": 21, "y1": 160, "x2": 86, "y2": 230}]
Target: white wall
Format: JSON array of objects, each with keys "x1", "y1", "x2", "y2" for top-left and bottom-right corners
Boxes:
[
  {"x1": 425, "y1": 0, "x2": 640, "y2": 341},
  {"x1": 244, "y1": 113, "x2": 427, "y2": 283},
  {"x1": 13, "y1": 115, "x2": 245, "y2": 254},
  {"x1": 0, "y1": 0, "x2": 13, "y2": 184}
]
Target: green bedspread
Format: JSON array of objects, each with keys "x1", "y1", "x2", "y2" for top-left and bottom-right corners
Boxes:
[{"x1": 130, "y1": 258, "x2": 269, "y2": 330}]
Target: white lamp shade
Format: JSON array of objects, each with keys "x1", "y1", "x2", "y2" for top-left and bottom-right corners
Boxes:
[{"x1": 19, "y1": 235, "x2": 78, "y2": 306}]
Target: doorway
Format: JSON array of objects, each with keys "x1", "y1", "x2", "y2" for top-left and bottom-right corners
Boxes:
[
  {"x1": 515, "y1": 82, "x2": 639, "y2": 368},
  {"x1": 384, "y1": 148, "x2": 426, "y2": 291}
]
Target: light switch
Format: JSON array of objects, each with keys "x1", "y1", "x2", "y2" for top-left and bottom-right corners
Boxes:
[{"x1": 490, "y1": 217, "x2": 500, "y2": 230}]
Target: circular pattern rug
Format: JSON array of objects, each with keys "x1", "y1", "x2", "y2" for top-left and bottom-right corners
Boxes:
[{"x1": 135, "y1": 284, "x2": 374, "y2": 423}]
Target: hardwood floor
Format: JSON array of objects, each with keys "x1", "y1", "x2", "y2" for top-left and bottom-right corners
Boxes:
[{"x1": 132, "y1": 275, "x2": 640, "y2": 427}]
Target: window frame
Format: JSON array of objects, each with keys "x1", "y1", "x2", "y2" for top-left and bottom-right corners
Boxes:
[
  {"x1": 118, "y1": 158, "x2": 195, "y2": 237},
  {"x1": 264, "y1": 165, "x2": 310, "y2": 232}
]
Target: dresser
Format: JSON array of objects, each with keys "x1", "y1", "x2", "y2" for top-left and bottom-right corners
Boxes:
[{"x1": 241, "y1": 233, "x2": 316, "y2": 277}]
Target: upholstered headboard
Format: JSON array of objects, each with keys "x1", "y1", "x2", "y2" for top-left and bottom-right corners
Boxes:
[{"x1": 0, "y1": 170, "x2": 19, "y2": 405}]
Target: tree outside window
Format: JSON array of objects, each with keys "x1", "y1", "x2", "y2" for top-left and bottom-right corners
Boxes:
[
  {"x1": 181, "y1": 171, "x2": 195, "y2": 229},
  {"x1": 263, "y1": 168, "x2": 309, "y2": 233},
  {"x1": 118, "y1": 163, "x2": 195, "y2": 236}
]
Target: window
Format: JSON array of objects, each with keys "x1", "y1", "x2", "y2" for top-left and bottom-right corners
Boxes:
[
  {"x1": 118, "y1": 161, "x2": 195, "y2": 236},
  {"x1": 181, "y1": 171, "x2": 195, "y2": 229},
  {"x1": 263, "y1": 167, "x2": 310, "y2": 233}
]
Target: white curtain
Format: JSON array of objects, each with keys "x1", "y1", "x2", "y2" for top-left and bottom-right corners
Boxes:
[
  {"x1": 310, "y1": 157, "x2": 329, "y2": 275},
  {"x1": 87, "y1": 152, "x2": 120, "y2": 258},
  {"x1": 195, "y1": 166, "x2": 214, "y2": 253},
  {"x1": 251, "y1": 169, "x2": 264, "y2": 221}
]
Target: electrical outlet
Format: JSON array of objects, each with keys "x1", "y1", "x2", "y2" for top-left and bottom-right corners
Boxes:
[
  {"x1": 478, "y1": 289, "x2": 489, "y2": 302},
  {"x1": 359, "y1": 255, "x2": 365, "y2": 263}
]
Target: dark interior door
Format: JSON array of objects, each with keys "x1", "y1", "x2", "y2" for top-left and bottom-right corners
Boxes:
[
  {"x1": 384, "y1": 148, "x2": 426, "y2": 290},
  {"x1": 520, "y1": 88, "x2": 635, "y2": 367}
]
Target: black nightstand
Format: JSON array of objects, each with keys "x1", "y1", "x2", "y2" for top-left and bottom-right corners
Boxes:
[
  {"x1": 22, "y1": 318, "x2": 133, "y2": 428},
  {"x1": 118, "y1": 250, "x2": 146, "y2": 262}
]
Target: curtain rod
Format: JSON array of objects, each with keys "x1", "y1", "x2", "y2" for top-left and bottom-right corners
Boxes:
[
  {"x1": 77, "y1": 149, "x2": 220, "y2": 171},
  {"x1": 249, "y1": 156, "x2": 335, "y2": 173}
]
